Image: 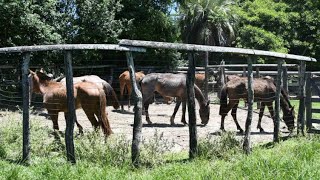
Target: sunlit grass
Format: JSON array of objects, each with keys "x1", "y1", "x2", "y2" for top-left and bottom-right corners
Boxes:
[{"x1": 1, "y1": 110, "x2": 320, "y2": 179}]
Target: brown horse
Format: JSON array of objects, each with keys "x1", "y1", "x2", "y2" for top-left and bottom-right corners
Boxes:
[
  {"x1": 195, "y1": 73, "x2": 205, "y2": 90},
  {"x1": 60, "y1": 75, "x2": 120, "y2": 110},
  {"x1": 119, "y1": 70, "x2": 145, "y2": 111},
  {"x1": 29, "y1": 70, "x2": 112, "y2": 137},
  {"x1": 141, "y1": 73, "x2": 210, "y2": 125},
  {"x1": 219, "y1": 77, "x2": 295, "y2": 133}
]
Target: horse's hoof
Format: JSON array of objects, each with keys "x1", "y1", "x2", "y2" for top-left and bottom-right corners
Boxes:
[
  {"x1": 181, "y1": 121, "x2": 187, "y2": 125},
  {"x1": 259, "y1": 128, "x2": 265, "y2": 133},
  {"x1": 239, "y1": 129, "x2": 244, "y2": 134},
  {"x1": 147, "y1": 121, "x2": 153, "y2": 124}
]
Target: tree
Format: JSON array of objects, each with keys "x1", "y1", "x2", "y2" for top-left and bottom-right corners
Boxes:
[
  {"x1": 117, "y1": 0, "x2": 180, "y2": 68},
  {"x1": 179, "y1": 0, "x2": 236, "y2": 46},
  {"x1": 233, "y1": 0, "x2": 319, "y2": 67},
  {"x1": 0, "y1": 0, "x2": 63, "y2": 47}
]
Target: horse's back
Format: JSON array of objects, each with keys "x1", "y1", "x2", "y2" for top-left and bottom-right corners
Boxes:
[
  {"x1": 225, "y1": 77, "x2": 276, "y2": 100},
  {"x1": 142, "y1": 73, "x2": 187, "y2": 98}
]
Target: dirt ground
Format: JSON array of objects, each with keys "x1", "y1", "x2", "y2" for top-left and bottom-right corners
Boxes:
[{"x1": 11, "y1": 100, "x2": 291, "y2": 152}]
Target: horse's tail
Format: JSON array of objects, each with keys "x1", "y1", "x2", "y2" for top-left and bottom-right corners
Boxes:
[
  {"x1": 103, "y1": 82, "x2": 120, "y2": 109},
  {"x1": 99, "y1": 89, "x2": 113, "y2": 137},
  {"x1": 219, "y1": 85, "x2": 228, "y2": 115}
]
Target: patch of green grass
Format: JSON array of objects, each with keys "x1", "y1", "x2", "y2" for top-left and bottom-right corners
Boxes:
[{"x1": 1, "y1": 110, "x2": 320, "y2": 179}]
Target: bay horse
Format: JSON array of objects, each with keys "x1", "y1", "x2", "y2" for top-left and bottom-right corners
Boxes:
[
  {"x1": 29, "y1": 70, "x2": 112, "y2": 137},
  {"x1": 119, "y1": 70, "x2": 146, "y2": 111},
  {"x1": 195, "y1": 73, "x2": 205, "y2": 90},
  {"x1": 60, "y1": 75, "x2": 120, "y2": 110},
  {"x1": 141, "y1": 73, "x2": 210, "y2": 125},
  {"x1": 219, "y1": 77, "x2": 295, "y2": 133}
]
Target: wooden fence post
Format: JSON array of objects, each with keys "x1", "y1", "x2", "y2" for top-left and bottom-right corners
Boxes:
[
  {"x1": 204, "y1": 51, "x2": 209, "y2": 100},
  {"x1": 298, "y1": 61, "x2": 306, "y2": 135},
  {"x1": 64, "y1": 50, "x2": 76, "y2": 164},
  {"x1": 274, "y1": 59, "x2": 283, "y2": 142},
  {"x1": 22, "y1": 53, "x2": 30, "y2": 163},
  {"x1": 187, "y1": 52, "x2": 197, "y2": 158},
  {"x1": 126, "y1": 52, "x2": 143, "y2": 166},
  {"x1": 256, "y1": 67, "x2": 261, "y2": 109},
  {"x1": 282, "y1": 65, "x2": 288, "y2": 93},
  {"x1": 243, "y1": 56, "x2": 254, "y2": 154},
  {"x1": 306, "y1": 72, "x2": 312, "y2": 131}
]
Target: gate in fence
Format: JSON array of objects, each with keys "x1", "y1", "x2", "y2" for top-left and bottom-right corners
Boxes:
[{"x1": 306, "y1": 73, "x2": 320, "y2": 133}]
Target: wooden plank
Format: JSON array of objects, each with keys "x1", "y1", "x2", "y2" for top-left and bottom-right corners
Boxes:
[
  {"x1": 311, "y1": 98, "x2": 320, "y2": 102},
  {"x1": 224, "y1": 71, "x2": 300, "y2": 75},
  {"x1": 311, "y1": 109, "x2": 320, "y2": 113},
  {"x1": 64, "y1": 51, "x2": 76, "y2": 164},
  {"x1": 126, "y1": 52, "x2": 143, "y2": 167},
  {"x1": 311, "y1": 119, "x2": 320, "y2": 123},
  {"x1": 22, "y1": 53, "x2": 30, "y2": 163},
  {"x1": 207, "y1": 64, "x2": 298, "y2": 68},
  {"x1": 119, "y1": 39, "x2": 316, "y2": 62},
  {"x1": 307, "y1": 129, "x2": 320, "y2": 134},
  {"x1": 187, "y1": 52, "x2": 198, "y2": 159},
  {"x1": 0, "y1": 44, "x2": 146, "y2": 53},
  {"x1": 243, "y1": 56, "x2": 254, "y2": 154}
]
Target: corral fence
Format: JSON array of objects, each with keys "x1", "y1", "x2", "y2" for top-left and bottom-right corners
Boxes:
[
  {"x1": 0, "y1": 40, "x2": 317, "y2": 165},
  {"x1": 306, "y1": 73, "x2": 320, "y2": 133}
]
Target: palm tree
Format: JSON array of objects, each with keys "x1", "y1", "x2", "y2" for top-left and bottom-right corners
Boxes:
[{"x1": 179, "y1": 0, "x2": 236, "y2": 46}]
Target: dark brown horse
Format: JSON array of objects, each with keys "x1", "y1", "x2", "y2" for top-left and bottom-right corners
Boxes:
[
  {"x1": 141, "y1": 73, "x2": 210, "y2": 125},
  {"x1": 29, "y1": 70, "x2": 112, "y2": 137},
  {"x1": 219, "y1": 77, "x2": 295, "y2": 133},
  {"x1": 60, "y1": 75, "x2": 120, "y2": 110},
  {"x1": 119, "y1": 70, "x2": 145, "y2": 111}
]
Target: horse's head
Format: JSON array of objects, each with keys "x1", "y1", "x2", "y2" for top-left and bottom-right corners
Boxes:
[
  {"x1": 199, "y1": 100, "x2": 210, "y2": 125},
  {"x1": 283, "y1": 106, "x2": 295, "y2": 132},
  {"x1": 29, "y1": 70, "x2": 53, "y2": 94}
]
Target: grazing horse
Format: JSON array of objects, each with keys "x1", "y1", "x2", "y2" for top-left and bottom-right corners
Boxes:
[
  {"x1": 119, "y1": 70, "x2": 145, "y2": 111},
  {"x1": 141, "y1": 73, "x2": 210, "y2": 125},
  {"x1": 219, "y1": 77, "x2": 295, "y2": 133},
  {"x1": 195, "y1": 73, "x2": 205, "y2": 90},
  {"x1": 60, "y1": 75, "x2": 120, "y2": 110},
  {"x1": 29, "y1": 70, "x2": 112, "y2": 137}
]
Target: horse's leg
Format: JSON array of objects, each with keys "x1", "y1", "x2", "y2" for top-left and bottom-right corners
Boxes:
[
  {"x1": 257, "y1": 102, "x2": 266, "y2": 132},
  {"x1": 127, "y1": 84, "x2": 132, "y2": 110},
  {"x1": 81, "y1": 108, "x2": 100, "y2": 131},
  {"x1": 63, "y1": 112, "x2": 84, "y2": 135},
  {"x1": 231, "y1": 101, "x2": 244, "y2": 133},
  {"x1": 181, "y1": 101, "x2": 187, "y2": 125},
  {"x1": 266, "y1": 102, "x2": 275, "y2": 127},
  {"x1": 119, "y1": 83, "x2": 125, "y2": 111},
  {"x1": 170, "y1": 100, "x2": 181, "y2": 125},
  {"x1": 144, "y1": 103, "x2": 152, "y2": 124},
  {"x1": 48, "y1": 110, "x2": 59, "y2": 131},
  {"x1": 220, "y1": 100, "x2": 237, "y2": 132},
  {"x1": 75, "y1": 120, "x2": 84, "y2": 135}
]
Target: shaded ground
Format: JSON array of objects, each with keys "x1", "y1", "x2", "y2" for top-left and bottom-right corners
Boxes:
[{"x1": 4, "y1": 101, "x2": 291, "y2": 152}]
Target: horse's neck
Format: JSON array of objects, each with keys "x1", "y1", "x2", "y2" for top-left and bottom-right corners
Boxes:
[
  {"x1": 280, "y1": 94, "x2": 291, "y2": 112},
  {"x1": 38, "y1": 81, "x2": 60, "y2": 94},
  {"x1": 194, "y1": 86, "x2": 206, "y2": 107}
]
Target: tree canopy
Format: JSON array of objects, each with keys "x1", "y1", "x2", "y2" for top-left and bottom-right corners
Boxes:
[{"x1": 0, "y1": 0, "x2": 318, "y2": 69}]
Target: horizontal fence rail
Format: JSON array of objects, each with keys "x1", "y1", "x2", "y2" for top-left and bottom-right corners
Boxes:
[
  {"x1": 119, "y1": 39, "x2": 317, "y2": 62},
  {"x1": 0, "y1": 44, "x2": 146, "y2": 53}
]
